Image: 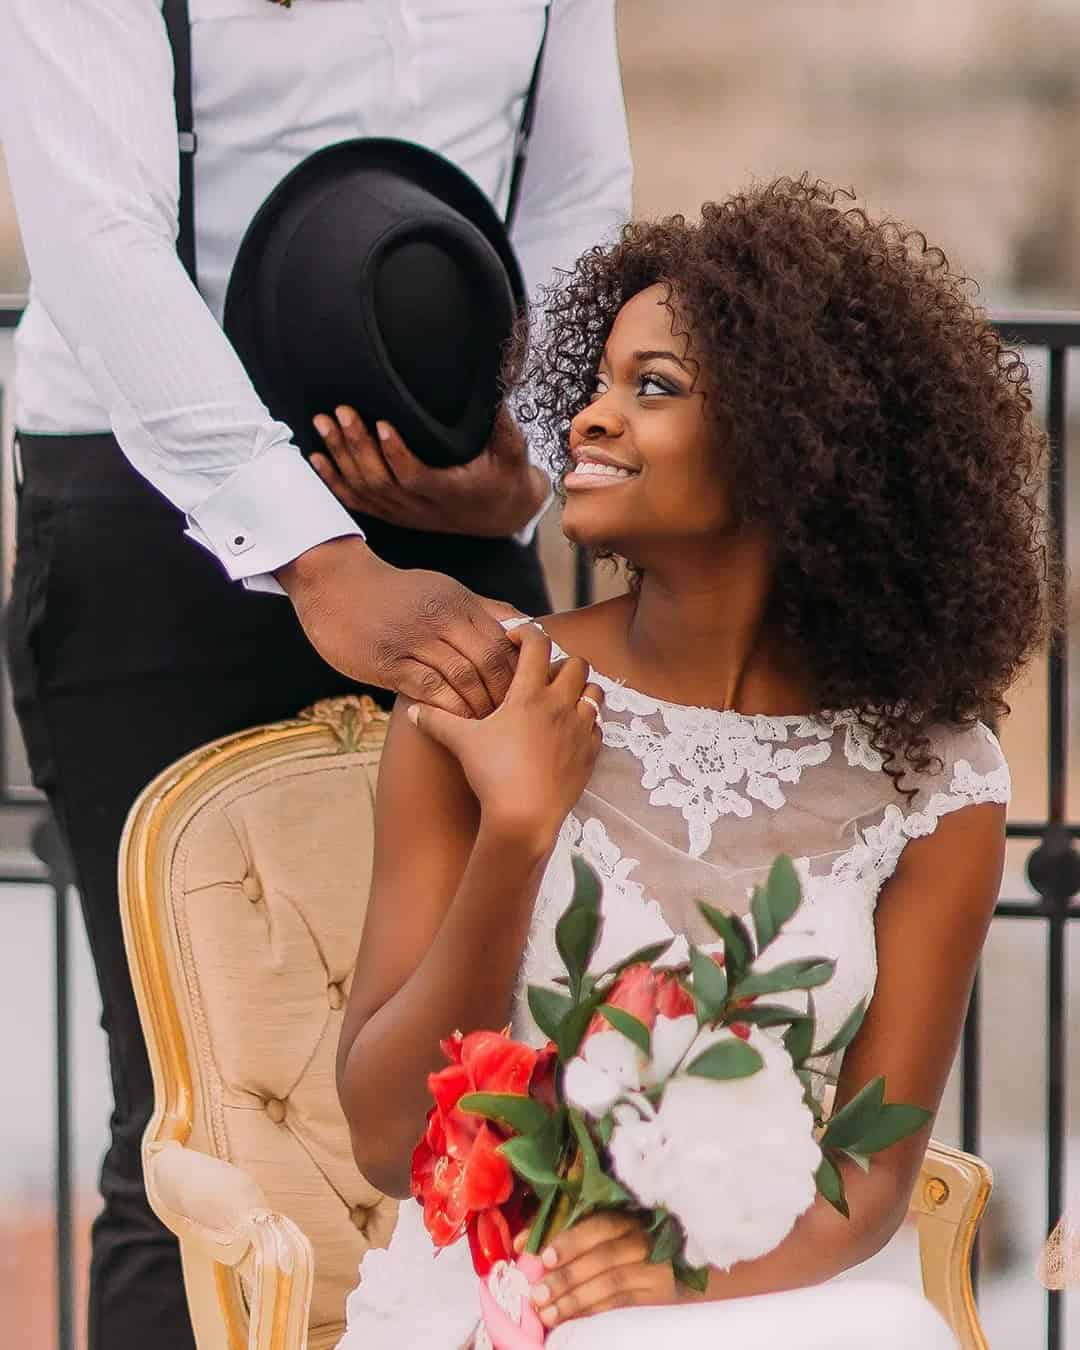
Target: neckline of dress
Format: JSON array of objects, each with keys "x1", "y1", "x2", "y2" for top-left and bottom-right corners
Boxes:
[{"x1": 512, "y1": 618, "x2": 835, "y2": 731}]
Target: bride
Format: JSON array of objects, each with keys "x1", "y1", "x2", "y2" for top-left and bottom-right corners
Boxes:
[{"x1": 333, "y1": 176, "x2": 1049, "y2": 1348}]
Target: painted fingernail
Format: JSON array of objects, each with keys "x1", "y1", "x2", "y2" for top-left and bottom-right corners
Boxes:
[
  {"x1": 336, "y1": 406, "x2": 355, "y2": 427},
  {"x1": 540, "y1": 1306, "x2": 558, "y2": 1327},
  {"x1": 406, "y1": 704, "x2": 419, "y2": 726},
  {"x1": 541, "y1": 1246, "x2": 558, "y2": 1269},
  {"x1": 376, "y1": 421, "x2": 391, "y2": 441},
  {"x1": 530, "y1": 1284, "x2": 550, "y2": 1306},
  {"x1": 313, "y1": 415, "x2": 332, "y2": 436}
]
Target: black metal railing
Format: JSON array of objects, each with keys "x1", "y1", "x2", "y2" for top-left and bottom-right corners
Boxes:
[{"x1": 2, "y1": 302, "x2": 1079, "y2": 1350}]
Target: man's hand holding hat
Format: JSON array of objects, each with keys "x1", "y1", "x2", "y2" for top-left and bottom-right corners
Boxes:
[{"x1": 310, "y1": 404, "x2": 550, "y2": 538}]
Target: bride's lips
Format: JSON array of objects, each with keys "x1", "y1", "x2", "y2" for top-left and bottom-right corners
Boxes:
[{"x1": 564, "y1": 446, "x2": 641, "y2": 490}]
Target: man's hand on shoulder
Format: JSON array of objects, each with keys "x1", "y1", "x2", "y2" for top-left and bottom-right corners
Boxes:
[
  {"x1": 309, "y1": 403, "x2": 550, "y2": 537},
  {"x1": 275, "y1": 536, "x2": 522, "y2": 716}
]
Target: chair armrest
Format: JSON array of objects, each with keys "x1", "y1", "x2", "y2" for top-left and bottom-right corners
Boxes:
[
  {"x1": 146, "y1": 1140, "x2": 314, "y2": 1350},
  {"x1": 911, "y1": 1139, "x2": 993, "y2": 1350}
]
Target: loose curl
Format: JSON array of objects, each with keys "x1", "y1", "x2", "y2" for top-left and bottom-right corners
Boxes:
[{"x1": 516, "y1": 175, "x2": 1054, "y2": 794}]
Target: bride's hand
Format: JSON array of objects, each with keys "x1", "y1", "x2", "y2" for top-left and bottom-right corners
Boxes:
[
  {"x1": 524, "y1": 1212, "x2": 678, "y2": 1328},
  {"x1": 406, "y1": 624, "x2": 603, "y2": 852}
]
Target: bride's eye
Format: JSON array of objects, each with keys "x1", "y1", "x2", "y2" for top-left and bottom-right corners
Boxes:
[
  {"x1": 639, "y1": 371, "x2": 677, "y2": 397},
  {"x1": 587, "y1": 377, "x2": 609, "y2": 403}
]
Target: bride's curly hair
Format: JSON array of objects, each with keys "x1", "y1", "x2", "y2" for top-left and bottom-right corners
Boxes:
[{"x1": 515, "y1": 175, "x2": 1054, "y2": 794}]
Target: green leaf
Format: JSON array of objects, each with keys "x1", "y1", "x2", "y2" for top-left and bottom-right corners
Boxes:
[
  {"x1": 567, "y1": 1109, "x2": 630, "y2": 1221},
  {"x1": 696, "y1": 903, "x2": 753, "y2": 982},
  {"x1": 555, "y1": 988, "x2": 606, "y2": 1061},
  {"x1": 750, "y1": 885, "x2": 774, "y2": 951},
  {"x1": 596, "y1": 1113, "x2": 614, "y2": 1147},
  {"x1": 556, "y1": 856, "x2": 602, "y2": 1000},
  {"x1": 821, "y1": 1076, "x2": 885, "y2": 1151},
  {"x1": 527, "y1": 985, "x2": 574, "y2": 1044},
  {"x1": 598, "y1": 1004, "x2": 651, "y2": 1055},
  {"x1": 458, "y1": 1091, "x2": 551, "y2": 1136},
  {"x1": 815, "y1": 1153, "x2": 849, "y2": 1217},
  {"x1": 673, "y1": 1260, "x2": 709, "y2": 1293},
  {"x1": 765, "y1": 854, "x2": 802, "y2": 930},
  {"x1": 840, "y1": 1149, "x2": 871, "y2": 1174},
  {"x1": 499, "y1": 1109, "x2": 568, "y2": 1191},
  {"x1": 687, "y1": 1038, "x2": 763, "y2": 1080},
  {"x1": 784, "y1": 999, "x2": 815, "y2": 1064},
  {"x1": 734, "y1": 957, "x2": 834, "y2": 1000},
  {"x1": 649, "y1": 1213, "x2": 681, "y2": 1265},
  {"x1": 599, "y1": 938, "x2": 675, "y2": 977},
  {"x1": 691, "y1": 946, "x2": 729, "y2": 1022},
  {"x1": 524, "y1": 1184, "x2": 560, "y2": 1255},
  {"x1": 735, "y1": 1002, "x2": 807, "y2": 1030},
  {"x1": 848, "y1": 1103, "x2": 933, "y2": 1155},
  {"x1": 815, "y1": 999, "x2": 868, "y2": 1059}
]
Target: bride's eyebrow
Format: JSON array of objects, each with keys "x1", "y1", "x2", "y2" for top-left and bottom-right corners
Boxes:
[{"x1": 633, "y1": 348, "x2": 691, "y2": 370}]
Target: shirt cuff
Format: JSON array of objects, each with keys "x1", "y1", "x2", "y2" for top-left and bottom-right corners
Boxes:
[
  {"x1": 512, "y1": 464, "x2": 555, "y2": 547},
  {"x1": 185, "y1": 443, "x2": 364, "y2": 591}
]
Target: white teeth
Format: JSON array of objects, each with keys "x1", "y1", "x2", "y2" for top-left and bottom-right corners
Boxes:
[{"x1": 573, "y1": 461, "x2": 636, "y2": 478}]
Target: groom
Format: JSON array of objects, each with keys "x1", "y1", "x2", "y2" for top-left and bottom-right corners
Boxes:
[{"x1": 0, "y1": 2, "x2": 631, "y2": 1347}]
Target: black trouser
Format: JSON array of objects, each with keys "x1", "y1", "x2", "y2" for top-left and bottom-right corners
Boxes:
[{"x1": 8, "y1": 431, "x2": 549, "y2": 1350}]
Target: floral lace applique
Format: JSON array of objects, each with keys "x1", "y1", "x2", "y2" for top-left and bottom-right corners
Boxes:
[{"x1": 602, "y1": 705, "x2": 833, "y2": 859}]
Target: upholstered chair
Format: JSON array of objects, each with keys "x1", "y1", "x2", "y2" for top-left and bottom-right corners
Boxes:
[{"x1": 119, "y1": 695, "x2": 993, "y2": 1350}]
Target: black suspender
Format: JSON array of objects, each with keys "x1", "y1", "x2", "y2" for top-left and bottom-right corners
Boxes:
[
  {"x1": 162, "y1": 0, "x2": 197, "y2": 286},
  {"x1": 161, "y1": 0, "x2": 552, "y2": 289},
  {"x1": 504, "y1": 3, "x2": 552, "y2": 232}
]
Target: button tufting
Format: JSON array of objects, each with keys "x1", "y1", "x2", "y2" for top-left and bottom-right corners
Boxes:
[
  {"x1": 349, "y1": 1204, "x2": 368, "y2": 1232},
  {"x1": 241, "y1": 875, "x2": 262, "y2": 903},
  {"x1": 265, "y1": 1098, "x2": 286, "y2": 1124},
  {"x1": 327, "y1": 982, "x2": 345, "y2": 1010}
]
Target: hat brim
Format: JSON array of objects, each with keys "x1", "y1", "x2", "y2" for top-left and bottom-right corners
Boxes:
[{"x1": 224, "y1": 138, "x2": 527, "y2": 461}]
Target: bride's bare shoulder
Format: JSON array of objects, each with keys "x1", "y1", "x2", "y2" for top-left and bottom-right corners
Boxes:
[{"x1": 530, "y1": 594, "x2": 632, "y2": 669}]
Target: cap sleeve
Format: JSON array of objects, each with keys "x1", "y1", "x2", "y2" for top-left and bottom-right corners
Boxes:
[{"x1": 910, "y1": 721, "x2": 1011, "y2": 825}]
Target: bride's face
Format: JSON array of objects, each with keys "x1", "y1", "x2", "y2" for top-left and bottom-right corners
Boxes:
[{"x1": 562, "y1": 284, "x2": 733, "y2": 561}]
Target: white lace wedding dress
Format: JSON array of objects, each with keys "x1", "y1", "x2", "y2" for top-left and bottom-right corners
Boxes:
[{"x1": 339, "y1": 622, "x2": 1010, "y2": 1349}]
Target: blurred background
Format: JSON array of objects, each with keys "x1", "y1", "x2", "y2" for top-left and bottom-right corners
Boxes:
[{"x1": 2, "y1": 1, "x2": 1079, "y2": 1345}]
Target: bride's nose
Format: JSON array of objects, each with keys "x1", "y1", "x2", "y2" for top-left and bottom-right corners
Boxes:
[{"x1": 570, "y1": 397, "x2": 624, "y2": 447}]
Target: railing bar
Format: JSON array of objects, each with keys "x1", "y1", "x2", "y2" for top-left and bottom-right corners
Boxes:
[
  {"x1": 573, "y1": 545, "x2": 594, "y2": 610},
  {"x1": 1007, "y1": 822, "x2": 1080, "y2": 838},
  {"x1": 1046, "y1": 349, "x2": 1066, "y2": 827},
  {"x1": 1046, "y1": 912, "x2": 1065, "y2": 1350}
]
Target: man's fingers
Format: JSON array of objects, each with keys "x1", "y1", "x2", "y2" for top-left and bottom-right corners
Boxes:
[
  {"x1": 375, "y1": 421, "x2": 425, "y2": 488},
  {"x1": 393, "y1": 661, "x2": 473, "y2": 718},
  {"x1": 477, "y1": 595, "x2": 527, "y2": 626},
  {"x1": 335, "y1": 407, "x2": 397, "y2": 489}
]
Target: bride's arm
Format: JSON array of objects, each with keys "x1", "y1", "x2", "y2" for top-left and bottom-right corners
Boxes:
[
  {"x1": 531, "y1": 799, "x2": 1005, "y2": 1327},
  {"x1": 336, "y1": 628, "x2": 602, "y2": 1198}
]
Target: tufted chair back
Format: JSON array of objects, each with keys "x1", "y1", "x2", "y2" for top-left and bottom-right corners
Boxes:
[{"x1": 120, "y1": 696, "x2": 397, "y2": 1350}]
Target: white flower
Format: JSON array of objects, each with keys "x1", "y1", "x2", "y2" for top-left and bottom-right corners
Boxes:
[
  {"x1": 648, "y1": 1014, "x2": 698, "y2": 1085},
  {"x1": 563, "y1": 1030, "x2": 642, "y2": 1117},
  {"x1": 563, "y1": 1014, "x2": 699, "y2": 1119},
  {"x1": 608, "y1": 1027, "x2": 821, "y2": 1270}
]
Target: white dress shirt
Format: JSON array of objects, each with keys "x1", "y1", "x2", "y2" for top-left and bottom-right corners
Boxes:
[{"x1": 0, "y1": 0, "x2": 631, "y2": 589}]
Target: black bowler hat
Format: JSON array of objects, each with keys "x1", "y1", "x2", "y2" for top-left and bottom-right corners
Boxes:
[{"x1": 224, "y1": 138, "x2": 527, "y2": 468}]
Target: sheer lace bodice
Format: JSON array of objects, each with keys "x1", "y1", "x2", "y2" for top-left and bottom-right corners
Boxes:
[
  {"x1": 340, "y1": 619, "x2": 1006, "y2": 1350},
  {"x1": 508, "y1": 619, "x2": 1010, "y2": 1059}
]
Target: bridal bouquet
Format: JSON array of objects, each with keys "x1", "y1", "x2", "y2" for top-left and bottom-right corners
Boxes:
[{"x1": 411, "y1": 854, "x2": 930, "y2": 1346}]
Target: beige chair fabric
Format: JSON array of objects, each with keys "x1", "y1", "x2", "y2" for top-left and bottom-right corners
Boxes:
[
  {"x1": 120, "y1": 695, "x2": 994, "y2": 1350},
  {"x1": 121, "y1": 697, "x2": 397, "y2": 1350}
]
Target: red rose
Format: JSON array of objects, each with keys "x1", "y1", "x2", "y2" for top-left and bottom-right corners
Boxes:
[
  {"x1": 412, "y1": 1029, "x2": 543, "y2": 1274},
  {"x1": 587, "y1": 963, "x2": 696, "y2": 1038}
]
